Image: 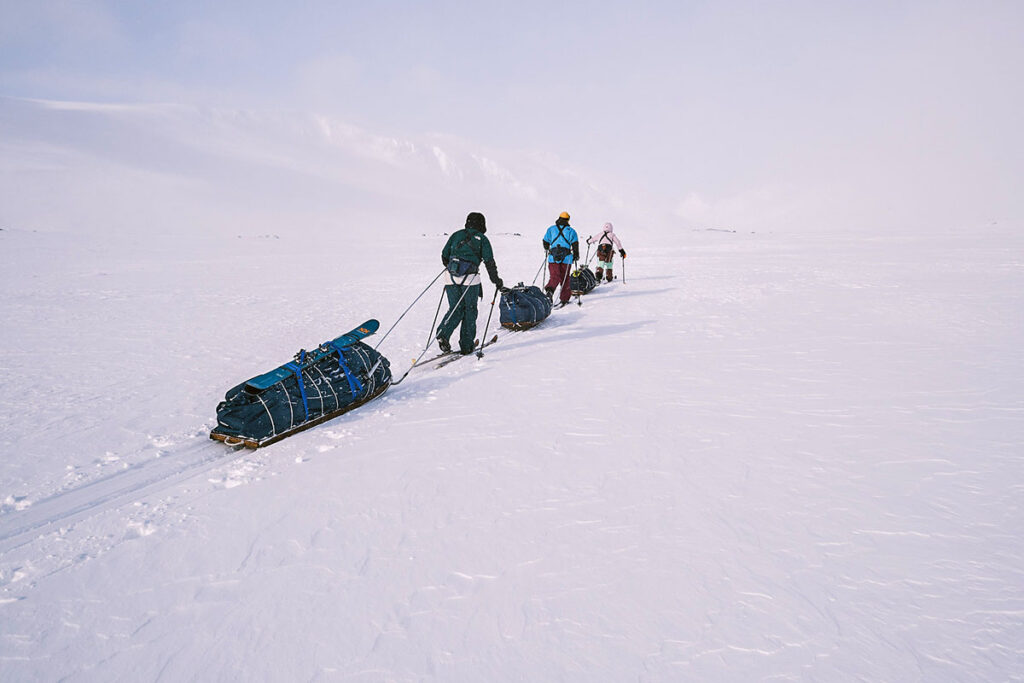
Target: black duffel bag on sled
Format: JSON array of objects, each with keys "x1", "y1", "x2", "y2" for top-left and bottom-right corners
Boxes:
[
  {"x1": 500, "y1": 283, "x2": 552, "y2": 330},
  {"x1": 570, "y1": 266, "x2": 598, "y2": 295},
  {"x1": 210, "y1": 320, "x2": 391, "y2": 448}
]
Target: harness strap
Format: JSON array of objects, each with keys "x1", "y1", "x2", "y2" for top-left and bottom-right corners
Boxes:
[
  {"x1": 283, "y1": 362, "x2": 310, "y2": 422},
  {"x1": 549, "y1": 225, "x2": 574, "y2": 263},
  {"x1": 452, "y1": 230, "x2": 483, "y2": 263},
  {"x1": 447, "y1": 230, "x2": 486, "y2": 284},
  {"x1": 328, "y1": 342, "x2": 365, "y2": 395},
  {"x1": 553, "y1": 225, "x2": 570, "y2": 248}
]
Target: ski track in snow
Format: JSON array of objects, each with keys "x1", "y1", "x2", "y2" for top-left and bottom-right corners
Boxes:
[
  {"x1": 1, "y1": 226, "x2": 1023, "y2": 680},
  {"x1": 0, "y1": 434, "x2": 243, "y2": 554}
]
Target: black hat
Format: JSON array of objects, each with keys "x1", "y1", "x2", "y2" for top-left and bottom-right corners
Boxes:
[{"x1": 465, "y1": 212, "x2": 486, "y2": 232}]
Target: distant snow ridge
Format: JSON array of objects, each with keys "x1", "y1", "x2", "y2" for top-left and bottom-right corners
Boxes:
[
  {"x1": 432, "y1": 145, "x2": 461, "y2": 179},
  {"x1": 473, "y1": 154, "x2": 540, "y2": 201},
  {"x1": 311, "y1": 111, "x2": 589, "y2": 206},
  {"x1": 0, "y1": 97, "x2": 640, "y2": 235}
]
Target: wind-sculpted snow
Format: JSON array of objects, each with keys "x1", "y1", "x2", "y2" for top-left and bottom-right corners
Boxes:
[{"x1": 1, "y1": 224, "x2": 1022, "y2": 680}]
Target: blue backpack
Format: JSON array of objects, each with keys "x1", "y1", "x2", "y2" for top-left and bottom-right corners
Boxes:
[{"x1": 548, "y1": 225, "x2": 574, "y2": 262}]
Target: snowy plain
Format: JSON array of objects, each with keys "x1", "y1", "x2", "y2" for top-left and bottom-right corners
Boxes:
[{"x1": 1, "y1": 100, "x2": 1023, "y2": 681}]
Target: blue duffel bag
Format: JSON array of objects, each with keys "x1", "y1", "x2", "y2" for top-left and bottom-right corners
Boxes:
[{"x1": 500, "y1": 283, "x2": 552, "y2": 330}]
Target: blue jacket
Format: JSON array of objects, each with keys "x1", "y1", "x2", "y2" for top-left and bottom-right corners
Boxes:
[{"x1": 543, "y1": 224, "x2": 579, "y2": 264}]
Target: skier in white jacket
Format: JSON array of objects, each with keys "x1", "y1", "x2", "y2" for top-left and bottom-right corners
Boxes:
[{"x1": 586, "y1": 222, "x2": 627, "y2": 283}]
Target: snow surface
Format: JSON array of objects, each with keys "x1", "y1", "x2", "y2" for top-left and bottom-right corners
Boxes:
[{"x1": 1, "y1": 218, "x2": 1022, "y2": 681}]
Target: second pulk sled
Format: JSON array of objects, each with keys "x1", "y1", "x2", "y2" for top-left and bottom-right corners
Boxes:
[
  {"x1": 499, "y1": 283, "x2": 553, "y2": 330},
  {"x1": 570, "y1": 266, "x2": 598, "y2": 295}
]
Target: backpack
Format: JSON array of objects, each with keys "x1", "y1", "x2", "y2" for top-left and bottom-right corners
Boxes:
[
  {"x1": 447, "y1": 258, "x2": 478, "y2": 277},
  {"x1": 548, "y1": 225, "x2": 573, "y2": 262},
  {"x1": 447, "y1": 231, "x2": 483, "y2": 277},
  {"x1": 595, "y1": 231, "x2": 615, "y2": 261}
]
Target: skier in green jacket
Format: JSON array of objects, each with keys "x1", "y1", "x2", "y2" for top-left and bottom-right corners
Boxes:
[{"x1": 437, "y1": 212, "x2": 504, "y2": 355}]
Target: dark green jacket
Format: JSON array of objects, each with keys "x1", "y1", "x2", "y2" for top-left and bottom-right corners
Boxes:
[{"x1": 441, "y1": 228, "x2": 501, "y2": 285}]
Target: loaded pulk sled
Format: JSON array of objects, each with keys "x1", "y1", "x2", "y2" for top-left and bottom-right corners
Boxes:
[{"x1": 210, "y1": 320, "x2": 391, "y2": 448}]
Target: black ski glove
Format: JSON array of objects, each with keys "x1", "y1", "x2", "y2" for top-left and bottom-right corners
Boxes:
[
  {"x1": 494, "y1": 278, "x2": 504, "y2": 290},
  {"x1": 619, "y1": 249, "x2": 627, "y2": 258}
]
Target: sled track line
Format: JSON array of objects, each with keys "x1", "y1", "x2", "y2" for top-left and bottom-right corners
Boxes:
[{"x1": 0, "y1": 439, "x2": 244, "y2": 555}]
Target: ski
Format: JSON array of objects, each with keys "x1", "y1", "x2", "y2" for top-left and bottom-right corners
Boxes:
[
  {"x1": 435, "y1": 354, "x2": 470, "y2": 369},
  {"x1": 244, "y1": 319, "x2": 379, "y2": 391},
  {"x1": 420, "y1": 336, "x2": 484, "y2": 366},
  {"x1": 328, "y1": 319, "x2": 381, "y2": 348},
  {"x1": 391, "y1": 349, "x2": 455, "y2": 386},
  {"x1": 418, "y1": 351, "x2": 456, "y2": 365},
  {"x1": 435, "y1": 335, "x2": 498, "y2": 368},
  {"x1": 391, "y1": 335, "x2": 494, "y2": 386},
  {"x1": 480, "y1": 332, "x2": 500, "y2": 350}
]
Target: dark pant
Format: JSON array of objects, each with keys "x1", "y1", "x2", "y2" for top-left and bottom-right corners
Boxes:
[
  {"x1": 437, "y1": 284, "x2": 481, "y2": 353},
  {"x1": 546, "y1": 262, "x2": 573, "y2": 302}
]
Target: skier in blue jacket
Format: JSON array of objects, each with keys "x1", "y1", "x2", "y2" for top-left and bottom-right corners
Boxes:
[{"x1": 542, "y1": 211, "x2": 580, "y2": 306}]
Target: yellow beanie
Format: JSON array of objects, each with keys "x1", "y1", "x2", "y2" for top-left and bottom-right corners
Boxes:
[{"x1": 559, "y1": 211, "x2": 570, "y2": 219}]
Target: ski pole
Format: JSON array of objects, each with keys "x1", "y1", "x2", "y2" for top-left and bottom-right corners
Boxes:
[
  {"x1": 375, "y1": 288, "x2": 446, "y2": 381},
  {"x1": 433, "y1": 281, "x2": 474, "y2": 347},
  {"x1": 622, "y1": 254, "x2": 626, "y2": 284},
  {"x1": 477, "y1": 287, "x2": 499, "y2": 358},
  {"x1": 571, "y1": 261, "x2": 583, "y2": 307},
  {"x1": 557, "y1": 260, "x2": 576, "y2": 307},
  {"x1": 532, "y1": 251, "x2": 549, "y2": 286},
  {"x1": 390, "y1": 283, "x2": 473, "y2": 385},
  {"x1": 374, "y1": 267, "x2": 446, "y2": 351}
]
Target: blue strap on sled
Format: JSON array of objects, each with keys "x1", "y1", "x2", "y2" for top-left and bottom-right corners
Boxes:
[
  {"x1": 328, "y1": 342, "x2": 364, "y2": 396},
  {"x1": 283, "y1": 362, "x2": 309, "y2": 421}
]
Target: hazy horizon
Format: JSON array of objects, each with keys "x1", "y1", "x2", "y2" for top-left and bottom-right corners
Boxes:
[{"x1": 2, "y1": 0, "x2": 1022, "y2": 234}]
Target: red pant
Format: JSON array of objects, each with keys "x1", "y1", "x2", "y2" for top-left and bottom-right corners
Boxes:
[{"x1": 546, "y1": 262, "x2": 573, "y2": 302}]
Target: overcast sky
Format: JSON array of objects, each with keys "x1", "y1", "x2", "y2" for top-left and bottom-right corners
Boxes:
[{"x1": 2, "y1": 0, "x2": 1021, "y2": 232}]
